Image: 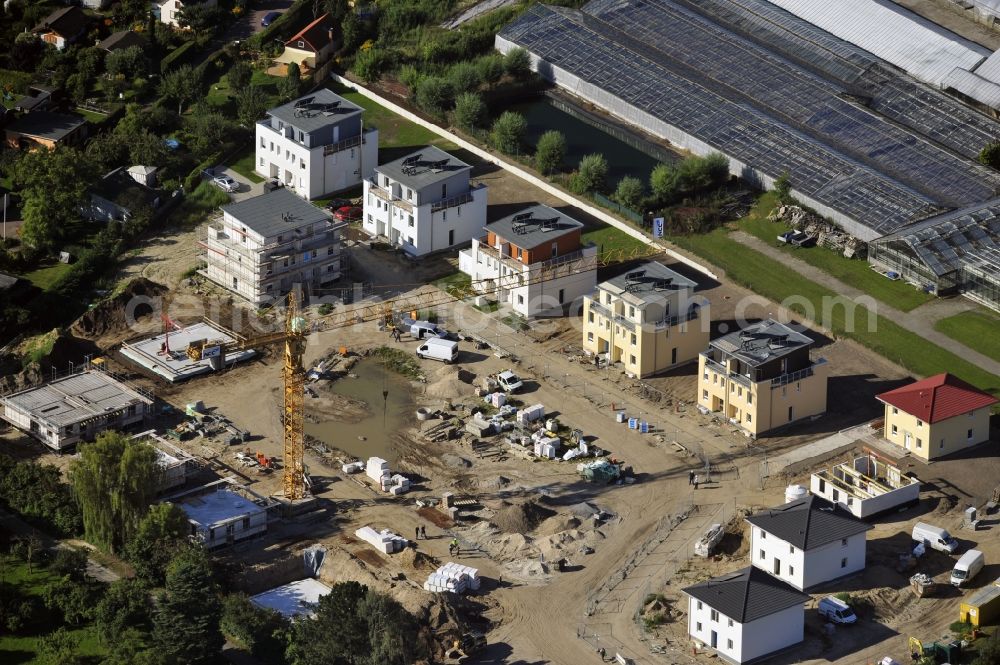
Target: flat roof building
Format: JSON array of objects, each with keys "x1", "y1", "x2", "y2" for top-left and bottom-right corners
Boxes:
[
  {"x1": 120, "y1": 321, "x2": 257, "y2": 382},
  {"x1": 251, "y1": 579, "x2": 332, "y2": 619},
  {"x1": 170, "y1": 480, "x2": 277, "y2": 548},
  {"x1": 0, "y1": 369, "x2": 153, "y2": 451},
  {"x1": 131, "y1": 430, "x2": 196, "y2": 492}
]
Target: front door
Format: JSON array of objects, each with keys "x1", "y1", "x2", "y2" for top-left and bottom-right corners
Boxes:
[
  {"x1": 904, "y1": 432, "x2": 912, "y2": 449},
  {"x1": 711, "y1": 630, "x2": 718, "y2": 649}
]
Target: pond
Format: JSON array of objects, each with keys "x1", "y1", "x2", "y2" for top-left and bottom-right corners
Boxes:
[
  {"x1": 305, "y1": 359, "x2": 414, "y2": 465},
  {"x1": 497, "y1": 95, "x2": 676, "y2": 186}
]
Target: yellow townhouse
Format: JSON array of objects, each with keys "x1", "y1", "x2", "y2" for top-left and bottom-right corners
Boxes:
[
  {"x1": 582, "y1": 261, "x2": 709, "y2": 378},
  {"x1": 698, "y1": 319, "x2": 829, "y2": 437},
  {"x1": 876, "y1": 373, "x2": 997, "y2": 461}
]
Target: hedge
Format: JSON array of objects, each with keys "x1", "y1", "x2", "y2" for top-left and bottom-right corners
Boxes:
[
  {"x1": 184, "y1": 152, "x2": 224, "y2": 192},
  {"x1": 161, "y1": 40, "x2": 199, "y2": 74}
]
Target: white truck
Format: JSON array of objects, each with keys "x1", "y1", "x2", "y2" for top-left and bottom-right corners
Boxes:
[
  {"x1": 416, "y1": 338, "x2": 458, "y2": 364},
  {"x1": 494, "y1": 370, "x2": 523, "y2": 393},
  {"x1": 912, "y1": 522, "x2": 959, "y2": 554},
  {"x1": 951, "y1": 549, "x2": 985, "y2": 587}
]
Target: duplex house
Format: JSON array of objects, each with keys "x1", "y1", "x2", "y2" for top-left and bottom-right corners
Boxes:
[
  {"x1": 202, "y1": 188, "x2": 347, "y2": 304},
  {"x1": 4, "y1": 111, "x2": 87, "y2": 150},
  {"x1": 255, "y1": 89, "x2": 377, "y2": 200},
  {"x1": 458, "y1": 205, "x2": 597, "y2": 317},
  {"x1": 581, "y1": 261, "x2": 709, "y2": 378},
  {"x1": 269, "y1": 14, "x2": 339, "y2": 78},
  {"x1": 32, "y1": 7, "x2": 87, "y2": 50},
  {"x1": 877, "y1": 373, "x2": 998, "y2": 461},
  {"x1": 684, "y1": 566, "x2": 809, "y2": 664},
  {"x1": 362, "y1": 146, "x2": 488, "y2": 257},
  {"x1": 698, "y1": 319, "x2": 828, "y2": 437},
  {"x1": 747, "y1": 495, "x2": 872, "y2": 591}
]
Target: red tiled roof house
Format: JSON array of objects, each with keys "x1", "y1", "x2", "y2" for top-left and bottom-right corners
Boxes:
[
  {"x1": 268, "y1": 14, "x2": 339, "y2": 78},
  {"x1": 877, "y1": 373, "x2": 997, "y2": 460}
]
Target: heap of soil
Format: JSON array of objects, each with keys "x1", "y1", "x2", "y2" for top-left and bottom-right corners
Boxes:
[
  {"x1": 492, "y1": 500, "x2": 557, "y2": 535},
  {"x1": 71, "y1": 277, "x2": 167, "y2": 339},
  {"x1": 398, "y1": 547, "x2": 438, "y2": 572},
  {"x1": 425, "y1": 365, "x2": 477, "y2": 399}
]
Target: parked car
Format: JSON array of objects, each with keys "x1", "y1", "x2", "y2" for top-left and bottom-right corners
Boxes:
[
  {"x1": 409, "y1": 320, "x2": 449, "y2": 340},
  {"x1": 212, "y1": 175, "x2": 238, "y2": 193},
  {"x1": 951, "y1": 549, "x2": 985, "y2": 587},
  {"x1": 818, "y1": 596, "x2": 857, "y2": 624},
  {"x1": 324, "y1": 198, "x2": 353, "y2": 211},
  {"x1": 777, "y1": 230, "x2": 816, "y2": 246},
  {"x1": 416, "y1": 338, "x2": 458, "y2": 363},
  {"x1": 912, "y1": 522, "x2": 959, "y2": 554},
  {"x1": 264, "y1": 178, "x2": 283, "y2": 193},
  {"x1": 333, "y1": 205, "x2": 363, "y2": 222},
  {"x1": 495, "y1": 370, "x2": 523, "y2": 393},
  {"x1": 261, "y1": 11, "x2": 281, "y2": 26}
]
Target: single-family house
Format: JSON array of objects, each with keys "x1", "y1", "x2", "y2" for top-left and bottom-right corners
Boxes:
[
  {"x1": 458, "y1": 205, "x2": 598, "y2": 317},
  {"x1": 362, "y1": 146, "x2": 488, "y2": 257},
  {"x1": 4, "y1": 111, "x2": 87, "y2": 150},
  {"x1": 582, "y1": 261, "x2": 709, "y2": 377},
  {"x1": 746, "y1": 495, "x2": 872, "y2": 591},
  {"x1": 158, "y1": 0, "x2": 218, "y2": 27},
  {"x1": 877, "y1": 373, "x2": 998, "y2": 461},
  {"x1": 698, "y1": 319, "x2": 829, "y2": 437},
  {"x1": 32, "y1": 7, "x2": 87, "y2": 50},
  {"x1": 98, "y1": 30, "x2": 148, "y2": 53},
  {"x1": 13, "y1": 85, "x2": 59, "y2": 113},
  {"x1": 684, "y1": 566, "x2": 809, "y2": 664},
  {"x1": 269, "y1": 13, "x2": 339, "y2": 78},
  {"x1": 84, "y1": 167, "x2": 162, "y2": 223}
]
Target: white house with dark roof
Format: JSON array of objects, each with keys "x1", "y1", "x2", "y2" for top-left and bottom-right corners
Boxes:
[
  {"x1": 362, "y1": 145, "x2": 487, "y2": 257},
  {"x1": 684, "y1": 566, "x2": 810, "y2": 664},
  {"x1": 201, "y1": 188, "x2": 346, "y2": 304},
  {"x1": 746, "y1": 495, "x2": 872, "y2": 591},
  {"x1": 458, "y1": 204, "x2": 597, "y2": 317},
  {"x1": 255, "y1": 89, "x2": 377, "y2": 200}
]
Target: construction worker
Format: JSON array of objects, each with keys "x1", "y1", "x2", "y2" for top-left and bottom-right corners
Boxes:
[
  {"x1": 688, "y1": 470, "x2": 695, "y2": 485},
  {"x1": 415, "y1": 526, "x2": 420, "y2": 540},
  {"x1": 451, "y1": 538, "x2": 460, "y2": 556},
  {"x1": 391, "y1": 326, "x2": 401, "y2": 342}
]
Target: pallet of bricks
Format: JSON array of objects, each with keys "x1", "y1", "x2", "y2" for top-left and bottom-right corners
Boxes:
[{"x1": 423, "y1": 562, "x2": 481, "y2": 594}]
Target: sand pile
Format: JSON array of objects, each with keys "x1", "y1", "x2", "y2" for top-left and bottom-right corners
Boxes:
[
  {"x1": 459, "y1": 521, "x2": 534, "y2": 561},
  {"x1": 426, "y1": 366, "x2": 477, "y2": 398},
  {"x1": 537, "y1": 528, "x2": 604, "y2": 560},
  {"x1": 492, "y1": 500, "x2": 557, "y2": 535},
  {"x1": 536, "y1": 514, "x2": 581, "y2": 536},
  {"x1": 398, "y1": 547, "x2": 438, "y2": 572}
]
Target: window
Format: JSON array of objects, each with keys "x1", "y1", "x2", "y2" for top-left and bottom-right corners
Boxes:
[
  {"x1": 710, "y1": 610, "x2": 719, "y2": 622},
  {"x1": 773, "y1": 558, "x2": 780, "y2": 575},
  {"x1": 702, "y1": 389, "x2": 708, "y2": 400},
  {"x1": 737, "y1": 387, "x2": 742, "y2": 397},
  {"x1": 298, "y1": 130, "x2": 304, "y2": 142},
  {"x1": 605, "y1": 293, "x2": 611, "y2": 304},
  {"x1": 916, "y1": 438, "x2": 922, "y2": 449},
  {"x1": 697, "y1": 601, "x2": 702, "y2": 610},
  {"x1": 789, "y1": 565, "x2": 794, "y2": 576},
  {"x1": 517, "y1": 295, "x2": 524, "y2": 305},
  {"x1": 727, "y1": 639, "x2": 733, "y2": 650},
  {"x1": 408, "y1": 217, "x2": 414, "y2": 228},
  {"x1": 917, "y1": 420, "x2": 923, "y2": 427},
  {"x1": 789, "y1": 544, "x2": 794, "y2": 553},
  {"x1": 443, "y1": 210, "x2": 447, "y2": 221},
  {"x1": 630, "y1": 333, "x2": 637, "y2": 346},
  {"x1": 841, "y1": 538, "x2": 848, "y2": 546},
  {"x1": 892, "y1": 407, "x2": 898, "y2": 415},
  {"x1": 587, "y1": 332, "x2": 594, "y2": 342},
  {"x1": 940, "y1": 439, "x2": 945, "y2": 449},
  {"x1": 629, "y1": 355, "x2": 636, "y2": 365},
  {"x1": 696, "y1": 622, "x2": 702, "y2": 632},
  {"x1": 629, "y1": 306, "x2": 635, "y2": 317},
  {"x1": 759, "y1": 549, "x2": 765, "y2": 560},
  {"x1": 297, "y1": 40, "x2": 305, "y2": 47},
  {"x1": 968, "y1": 429, "x2": 974, "y2": 441},
  {"x1": 841, "y1": 558, "x2": 847, "y2": 568},
  {"x1": 589, "y1": 312, "x2": 595, "y2": 323},
  {"x1": 260, "y1": 137, "x2": 265, "y2": 147},
  {"x1": 727, "y1": 619, "x2": 733, "y2": 628},
  {"x1": 703, "y1": 369, "x2": 708, "y2": 379},
  {"x1": 746, "y1": 413, "x2": 752, "y2": 423},
  {"x1": 760, "y1": 530, "x2": 766, "y2": 539},
  {"x1": 441, "y1": 183, "x2": 447, "y2": 198},
  {"x1": 327, "y1": 246, "x2": 334, "y2": 255},
  {"x1": 891, "y1": 424, "x2": 898, "y2": 436},
  {"x1": 300, "y1": 159, "x2": 305, "y2": 169},
  {"x1": 259, "y1": 157, "x2": 264, "y2": 166},
  {"x1": 747, "y1": 393, "x2": 752, "y2": 405}
]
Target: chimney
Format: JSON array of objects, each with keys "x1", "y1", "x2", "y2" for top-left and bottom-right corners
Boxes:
[{"x1": 328, "y1": 27, "x2": 334, "y2": 44}]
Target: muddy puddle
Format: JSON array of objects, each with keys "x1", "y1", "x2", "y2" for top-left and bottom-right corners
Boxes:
[{"x1": 306, "y1": 359, "x2": 414, "y2": 464}]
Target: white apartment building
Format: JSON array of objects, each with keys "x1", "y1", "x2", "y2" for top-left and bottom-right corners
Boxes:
[
  {"x1": 746, "y1": 495, "x2": 872, "y2": 591},
  {"x1": 684, "y1": 566, "x2": 809, "y2": 664},
  {"x1": 362, "y1": 146, "x2": 487, "y2": 257},
  {"x1": 458, "y1": 205, "x2": 597, "y2": 317},
  {"x1": 256, "y1": 89, "x2": 378, "y2": 200},
  {"x1": 201, "y1": 188, "x2": 346, "y2": 304}
]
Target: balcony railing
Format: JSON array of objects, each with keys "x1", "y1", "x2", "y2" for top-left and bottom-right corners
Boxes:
[
  {"x1": 431, "y1": 191, "x2": 474, "y2": 213},
  {"x1": 770, "y1": 358, "x2": 826, "y2": 389},
  {"x1": 653, "y1": 308, "x2": 700, "y2": 329},
  {"x1": 322, "y1": 128, "x2": 374, "y2": 156},
  {"x1": 701, "y1": 354, "x2": 752, "y2": 388}
]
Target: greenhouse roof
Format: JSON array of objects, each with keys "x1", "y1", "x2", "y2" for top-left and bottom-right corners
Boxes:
[{"x1": 500, "y1": 0, "x2": 1000, "y2": 240}]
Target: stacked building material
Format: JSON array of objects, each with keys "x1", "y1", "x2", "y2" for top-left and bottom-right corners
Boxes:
[
  {"x1": 516, "y1": 403, "x2": 545, "y2": 425},
  {"x1": 384, "y1": 473, "x2": 411, "y2": 495},
  {"x1": 355, "y1": 526, "x2": 407, "y2": 554},
  {"x1": 423, "y1": 562, "x2": 481, "y2": 594},
  {"x1": 366, "y1": 457, "x2": 390, "y2": 482},
  {"x1": 488, "y1": 392, "x2": 506, "y2": 408},
  {"x1": 341, "y1": 461, "x2": 364, "y2": 474}
]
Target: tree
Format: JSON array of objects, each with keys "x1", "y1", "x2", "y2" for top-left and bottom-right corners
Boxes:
[
  {"x1": 10, "y1": 32, "x2": 42, "y2": 72},
  {"x1": 186, "y1": 105, "x2": 234, "y2": 161},
  {"x1": 160, "y1": 64, "x2": 197, "y2": 114},
  {"x1": 324, "y1": 0, "x2": 348, "y2": 22},
  {"x1": 96, "y1": 579, "x2": 152, "y2": 645},
  {"x1": 415, "y1": 76, "x2": 454, "y2": 116},
  {"x1": 235, "y1": 84, "x2": 268, "y2": 128},
  {"x1": 490, "y1": 111, "x2": 527, "y2": 155},
  {"x1": 614, "y1": 175, "x2": 644, "y2": 210},
  {"x1": 773, "y1": 170, "x2": 792, "y2": 204},
  {"x1": 353, "y1": 48, "x2": 389, "y2": 86},
  {"x1": 50, "y1": 548, "x2": 88, "y2": 582},
  {"x1": 12, "y1": 532, "x2": 43, "y2": 573},
  {"x1": 453, "y1": 92, "x2": 486, "y2": 131},
  {"x1": 220, "y1": 594, "x2": 290, "y2": 662},
  {"x1": 13, "y1": 147, "x2": 94, "y2": 251},
  {"x1": 153, "y1": 546, "x2": 223, "y2": 665},
  {"x1": 43, "y1": 577, "x2": 96, "y2": 626},
  {"x1": 575, "y1": 153, "x2": 609, "y2": 193},
  {"x1": 534, "y1": 130, "x2": 566, "y2": 175},
  {"x1": 342, "y1": 12, "x2": 362, "y2": 52},
  {"x1": 126, "y1": 129, "x2": 168, "y2": 168},
  {"x1": 0, "y1": 456, "x2": 82, "y2": 536},
  {"x1": 69, "y1": 431, "x2": 161, "y2": 555},
  {"x1": 279, "y1": 63, "x2": 302, "y2": 101},
  {"x1": 125, "y1": 503, "x2": 189, "y2": 585},
  {"x1": 503, "y1": 47, "x2": 531, "y2": 79},
  {"x1": 37, "y1": 627, "x2": 82, "y2": 665},
  {"x1": 448, "y1": 61, "x2": 480, "y2": 94},
  {"x1": 177, "y1": 4, "x2": 225, "y2": 34},
  {"x1": 475, "y1": 54, "x2": 504, "y2": 87},
  {"x1": 974, "y1": 631, "x2": 1000, "y2": 665},
  {"x1": 290, "y1": 582, "x2": 425, "y2": 665},
  {"x1": 100, "y1": 628, "x2": 167, "y2": 665},
  {"x1": 228, "y1": 60, "x2": 252, "y2": 91},
  {"x1": 106, "y1": 45, "x2": 147, "y2": 80},
  {"x1": 649, "y1": 162, "x2": 678, "y2": 202}
]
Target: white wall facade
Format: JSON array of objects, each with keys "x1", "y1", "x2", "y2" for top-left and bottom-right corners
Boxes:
[
  {"x1": 362, "y1": 179, "x2": 487, "y2": 257},
  {"x1": 193, "y1": 509, "x2": 268, "y2": 548},
  {"x1": 255, "y1": 123, "x2": 377, "y2": 200},
  {"x1": 750, "y1": 527, "x2": 867, "y2": 590},
  {"x1": 809, "y1": 471, "x2": 921, "y2": 519},
  {"x1": 688, "y1": 596, "x2": 804, "y2": 664},
  {"x1": 159, "y1": 0, "x2": 217, "y2": 26},
  {"x1": 459, "y1": 238, "x2": 597, "y2": 317}
]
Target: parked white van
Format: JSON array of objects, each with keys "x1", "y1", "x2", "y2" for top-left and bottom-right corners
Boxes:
[
  {"x1": 416, "y1": 338, "x2": 458, "y2": 364},
  {"x1": 951, "y1": 549, "x2": 985, "y2": 587},
  {"x1": 912, "y1": 522, "x2": 959, "y2": 554},
  {"x1": 818, "y1": 596, "x2": 857, "y2": 624},
  {"x1": 409, "y1": 321, "x2": 449, "y2": 340}
]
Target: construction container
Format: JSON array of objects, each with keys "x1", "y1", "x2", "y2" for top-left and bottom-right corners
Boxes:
[{"x1": 960, "y1": 584, "x2": 1000, "y2": 626}]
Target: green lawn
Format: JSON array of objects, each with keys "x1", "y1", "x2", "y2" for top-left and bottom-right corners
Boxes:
[
  {"x1": 75, "y1": 108, "x2": 108, "y2": 124},
  {"x1": 738, "y1": 193, "x2": 933, "y2": 312},
  {"x1": 934, "y1": 309, "x2": 1000, "y2": 364},
  {"x1": 433, "y1": 271, "x2": 471, "y2": 297},
  {"x1": 582, "y1": 225, "x2": 648, "y2": 260},
  {"x1": 228, "y1": 144, "x2": 265, "y2": 183},
  {"x1": 671, "y1": 228, "x2": 999, "y2": 398},
  {"x1": 206, "y1": 70, "x2": 285, "y2": 115},
  {"x1": 328, "y1": 83, "x2": 459, "y2": 153},
  {"x1": 22, "y1": 261, "x2": 72, "y2": 291},
  {"x1": 170, "y1": 180, "x2": 231, "y2": 228}
]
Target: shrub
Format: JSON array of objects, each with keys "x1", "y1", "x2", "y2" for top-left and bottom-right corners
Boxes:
[
  {"x1": 415, "y1": 76, "x2": 454, "y2": 116},
  {"x1": 490, "y1": 111, "x2": 527, "y2": 154},
  {"x1": 160, "y1": 41, "x2": 197, "y2": 74},
  {"x1": 453, "y1": 92, "x2": 486, "y2": 131},
  {"x1": 353, "y1": 48, "x2": 392, "y2": 85},
  {"x1": 398, "y1": 64, "x2": 422, "y2": 92},
  {"x1": 448, "y1": 61, "x2": 481, "y2": 94},
  {"x1": 614, "y1": 175, "x2": 644, "y2": 210},
  {"x1": 475, "y1": 54, "x2": 504, "y2": 86},
  {"x1": 534, "y1": 130, "x2": 566, "y2": 175},
  {"x1": 650, "y1": 163, "x2": 678, "y2": 202},
  {"x1": 979, "y1": 141, "x2": 1000, "y2": 169},
  {"x1": 773, "y1": 170, "x2": 792, "y2": 204},
  {"x1": 576, "y1": 153, "x2": 609, "y2": 193},
  {"x1": 503, "y1": 47, "x2": 531, "y2": 78}
]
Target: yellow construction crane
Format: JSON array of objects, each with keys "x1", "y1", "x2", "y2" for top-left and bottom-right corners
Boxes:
[{"x1": 187, "y1": 291, "x2": 309, "y2": 500}]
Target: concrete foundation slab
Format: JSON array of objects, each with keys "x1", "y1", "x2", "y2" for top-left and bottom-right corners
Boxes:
[{"x1": 119, "y1": 322, "x2": 256, "y2": 382}]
